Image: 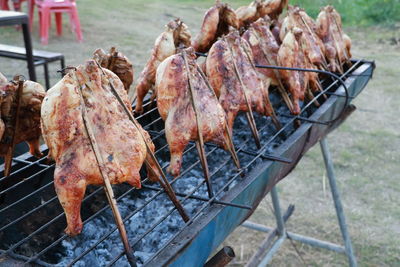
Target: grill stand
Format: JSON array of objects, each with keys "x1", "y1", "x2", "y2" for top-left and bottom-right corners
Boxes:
[{"x1": 242, "y1": 137, "x2": 357, "y2": 267}]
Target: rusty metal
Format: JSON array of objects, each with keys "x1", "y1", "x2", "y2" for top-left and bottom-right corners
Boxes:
[{"x1": 204, "y1": 246, "x2": 236, "y2": 267}]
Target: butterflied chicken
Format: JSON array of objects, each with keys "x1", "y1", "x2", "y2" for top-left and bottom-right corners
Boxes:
[
  {"x1": 206, "y1": 29, "x2": 277, "y2": 133},
  {"x1": 277, "y1": 28, "x2": 308, "y2": 115},
  {"x1": 258, "y1": 0, "x2": 289, "y2": 21},
  {"x1": 280, "y1": 6, "x2": 327, "y2": 70},
  {"x1": 242, "y1": 17, "x2": 281, "y2": 86},
  {"x1": 316, "y1": 6, "x2": 352, "y2": 72},
  {"x1": 192, "y1": 0, "x2": 239, "y2": 53},
  {"x1": 156, "y1": 48, "x2": 235, "y2": 177},
  {"x1": 41, "y1": 60, "x2": 159, "y2": 236},
  {"x1": 242, "y1": 16, "x2": 294, "y2": 113},
  {"x1": 135, "y1": 18, "x2": 191, "y2": 114},
  {"x1": 0, "y1": 76, "x2": 45, "y2": 175},
  {"x1": 93, "y1": 47, "x2": 134, "y2": 93}
]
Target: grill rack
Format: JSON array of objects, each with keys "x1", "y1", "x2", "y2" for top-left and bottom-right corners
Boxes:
[{"x1": 0, "y1": 59, "x2": 364, "y2": 266}]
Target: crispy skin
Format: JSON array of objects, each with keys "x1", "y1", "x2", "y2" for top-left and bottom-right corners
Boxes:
[
  {"x1": 258, "y1": 0, "x2": 289, "y2": 20},
  {"x1": 93, "y1": 47, "x2": 134, "y2": 93},
  {"x1": 41, "y1": 60, "x2": 159, "y2": 236},
  {"x1": 277, "y1": 29, "x2": 308, "y2": 115},
  {"x1": 316, "y1": 6, "x2": 351, "y2": 72},
  {"x1": 0, "y1": 78, "x2": 45, "y2": 158},
  {"x1": 236, "y1": 0, "x2": 259, "y2": 29},
  {"x1": 135, "y1": 19, "x2": 191, "y2": 114},
  {"x1": 207, "y1": 30, "x2": 273, "y2": 131},
  {"x1": 236, "y1": 0, "x2": 288, "y2": 30},
  {"x1": 280, "y1": 6, "x2": 326, "y2": 69},
  {"x1": 192, "y1": 1, "x2": 239, "y2": 53},
  {"x1": 242, "y1": 17, "x2": 281, "y2": 86},
  {"x1": 156, "y1": 48, "x2": 227, "y2": 177}
]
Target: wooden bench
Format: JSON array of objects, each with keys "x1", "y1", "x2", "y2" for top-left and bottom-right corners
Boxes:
[{"x1": 0, "y1": 44, "x2": 65, "y2": 89}]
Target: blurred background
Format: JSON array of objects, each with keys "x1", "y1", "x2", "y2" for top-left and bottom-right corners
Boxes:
[{"x1": 0, "y1": 0, "x2": 399, "y2": 266}]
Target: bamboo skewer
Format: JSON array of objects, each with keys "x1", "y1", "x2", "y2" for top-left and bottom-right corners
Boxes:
[
  {"x1": 299, "y1": 15, "x2": 330, "y2": 70},
  {"x1": 224, "y1": 37, "x2": 262, "y2": 149},
  {"x1": 252, "y1": 31, "x2": 295, "y2": 116},
  {"x1": 95, "y1": 63, "x2": 190, "y2": 223},
  {"x1": 182, "y1": 50, "x2": 214, "y2": 198},
  {"x1": 73, "y1": 71, "x2": 137, "y2": 267},
  {"x1": 3, "y1": 77, "x2": 24, "y2": 177},
  {"x1": 196, "y1": 65, "x2": 241, "y2": 173}
]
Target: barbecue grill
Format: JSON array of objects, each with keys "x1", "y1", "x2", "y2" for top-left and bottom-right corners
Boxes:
[{"x1": 0, "y1": 59, "x2": 374, "y2": 266}]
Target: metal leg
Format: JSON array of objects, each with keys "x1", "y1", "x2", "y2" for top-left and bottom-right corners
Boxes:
[
  {"x1": 22, "y1": 22, "x2": 36, "y2": 81},
  {"x1": 43, "y1": 63, "x2": 50, "y2": 90},
  {"x1": 320, "y1": 138, "x2": 357, "y2": 267},
  {"x1": 271, "y1": 186, "x2": 285, "y2": 236}
]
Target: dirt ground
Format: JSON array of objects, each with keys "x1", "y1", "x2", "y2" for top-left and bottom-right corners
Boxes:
[{"x1": 0, "y1": 1, "x2": 399, "y2": 266}]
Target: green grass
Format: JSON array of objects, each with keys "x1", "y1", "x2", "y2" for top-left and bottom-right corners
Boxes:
[{"x1": 291, "y1": 0, "x2": 400, "y2": 26}]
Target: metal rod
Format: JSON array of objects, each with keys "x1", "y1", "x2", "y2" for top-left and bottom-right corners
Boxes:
[
  {"x1": 255, "y1": 64, "x2": 350, "y2": 125},
  {"x1": 241, "y1": 221, "x2": 346, "y2": 253},
  {"x1": 278, "y1": 113, "x2": 329, "y2": 125},
  {"x1": 258, "y1": 235, "x2": 286, "y2": 267},
  {"x1": 204, "y1": 246, "x2": 235, "y2": 267},
  {"x1": 271, "y1": 186, "x2": 285, "y2": 236},
  {"x1": 244, "y1": 205, "x2": 294, "y2": 267},
  {"x1": 74, "y1": 72, "x2": 137, "y2": 267},
  {"x1": 239, "y1": 149, "x2": 292, "y2": 164},
  {"x1": 182, "y1": 50, "x2": 214, "y2": 199},
  {"x1": 320, "y1": 138, "x2": 357, "y2": 267},
  {"x1": 141, "y1": 184, "x2": 252, "y2": 210}
]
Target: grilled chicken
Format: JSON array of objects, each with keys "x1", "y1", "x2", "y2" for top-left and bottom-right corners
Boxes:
[
  {"x1": 41, "y1": 60, "x2": 159, "y2": 236},
  {"x1": 236, "y1": 0, "x2": 288, "y2": 29},
  {"x1": 0, "y1": 77, "x2": 45, "y2": 163},
  {"x1": 192, "y1": 0, "x2": 239, "y2": 53},
  {"x1": 280, "y1": 6, "x2": 326, "y2": 70},
  {"x1": 206, "y1": 29, "x2": 275, "y2": 132},
  {"x1": 316, "y1": 6, "x2": 351, "y2": 72},
  {"x1": 135, "y1": 19, "x2": 191, "y2": 114},
  {"x1": 277, "y1": 28, "x2": 308, "y2": 115},
  {"x1": 156, "y1": 48, "x2": 230, "y2": 177},
  {"x1": 258, "y1": 0, "x2": 289, "y2": 20},
  {"x1": 93, "y1": 47, "x2": 134, "y2": 93},
  {"x1": 242, "y1": 16, "x2": 281, "y2": 86}
]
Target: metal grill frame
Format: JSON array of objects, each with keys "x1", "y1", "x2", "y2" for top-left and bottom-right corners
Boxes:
[{"x1": 0, "y1": 59, "x2": 374, "y2": 266}]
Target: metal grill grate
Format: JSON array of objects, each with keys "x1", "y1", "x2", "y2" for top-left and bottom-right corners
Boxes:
[{"x1": 0, "y1": 60, "x2": 364, "y2": 266}]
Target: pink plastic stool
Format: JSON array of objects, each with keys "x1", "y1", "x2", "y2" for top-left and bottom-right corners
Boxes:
[
  {"x1": 33, "y1": 0, "x2": 82, "y2": 45},
  {"x1": 0, "y1": 0, "x2": 27, "y2": 11}
]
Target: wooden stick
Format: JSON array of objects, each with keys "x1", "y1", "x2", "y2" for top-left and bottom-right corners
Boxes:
[
  {"x1": 73, "y1": 71, "x2": 137, "y2": 267},
  {"x1": 299, "y1": 15, "x2": 329, "y2": 70},
  {"x1": 196, "y1": 65, "x2": 241, "y2": 173},
  {"x1": 182, "y1": 50, "x2": 214, "y2": 198},
  {"x1": 252, "y1": 31, "x2": 295, "y2": 115},
  {"x1": 4, "y1": 77, "x2": 24, "y2": 177},
  {"x1": 224, "y1": 36, "x2": 262, "y2": 149},
  {"x1": 95, "y1": 63, "x2": 190, "y2": 223}
]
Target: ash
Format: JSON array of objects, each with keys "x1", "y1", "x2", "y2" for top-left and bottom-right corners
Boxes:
[{"x1": 49, "y1": 91, "x2": 314, "y2": 266}]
